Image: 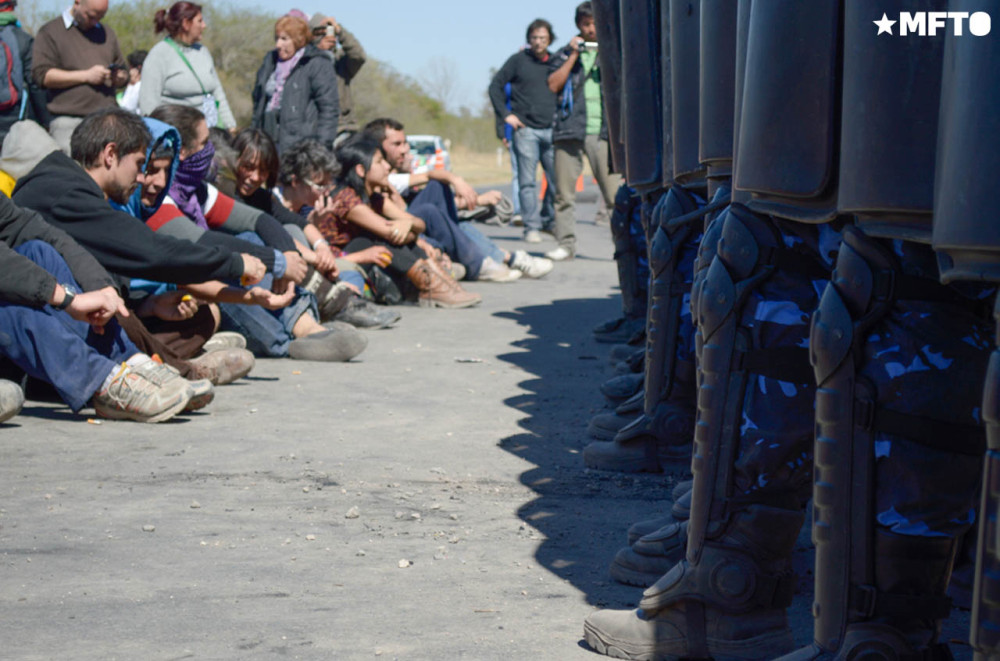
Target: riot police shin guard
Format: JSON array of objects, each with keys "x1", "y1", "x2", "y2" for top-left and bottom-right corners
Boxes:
[
  {"x1": 585, "y1": 207, "x2": 818, "y2": 660},
  {"x1": 584, "y1": 187, "x2": 706, "y2": 472},
  {"x1": 973, "y1": 298, "x2": 1000, "y2": 661},
  {"x1": 595, "y1": 186, "x2": 647, "y2": 344},
  {"x1": 779, "y1": 227, "x2": 965, "y2": 661}
]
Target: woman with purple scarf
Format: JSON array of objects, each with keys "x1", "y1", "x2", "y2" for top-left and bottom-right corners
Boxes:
[
  {"x1": 251, "y1": 15, "x2": 340, "y2": 154},
  {"x1": 144, "y1": 104, "x2": 366, "y2": 362}
]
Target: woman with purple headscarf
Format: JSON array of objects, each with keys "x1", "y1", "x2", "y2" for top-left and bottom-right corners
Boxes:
[{"x1": 251, "y1": 15, "x2": 339, "y2": 153}]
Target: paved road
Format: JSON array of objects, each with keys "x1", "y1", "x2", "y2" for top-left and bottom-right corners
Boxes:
[{"x1": 0, "y1": 189, "x2": 974, "y2": 660}]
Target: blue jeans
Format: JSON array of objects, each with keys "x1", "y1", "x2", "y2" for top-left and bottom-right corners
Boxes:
[
  {"x1": 409, "y1": 181, "x2": 488, "y2": 279},
  {"x1": 512, "y1": 126, "x2": 555, "y2": 232},
  {"x1": 507, "y1": 140, "x2": 521, "y2": 214},
  {"x1": 0, "y1": 241, "x2": 138, "y2": 411},
  {"x1": 217, "y1": 232, "x2": 318, "y2": 358},
  {"x1": 458, "y1": 222, "x2": 505, "y2": 263}
]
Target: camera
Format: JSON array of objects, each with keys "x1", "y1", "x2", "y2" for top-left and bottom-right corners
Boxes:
[
  {"x1": 577, "y1": 41, "x2": 598, "y2": 52},
  {"x1": 326, "y1": 25, "x2": 336, "y2": 37},
  {"x1": 108, "y1": 63, "x2": 127, "y2": 72}
]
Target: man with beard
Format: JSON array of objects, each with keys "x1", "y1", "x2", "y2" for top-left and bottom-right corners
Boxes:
[{"x1": 12, "y1": 107, "x2": 263, "y2": 384}]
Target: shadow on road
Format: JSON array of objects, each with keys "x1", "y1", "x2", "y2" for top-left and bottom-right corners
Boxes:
[{"x1": 494, "y1": 296, "x2": 686, "y2": 609}]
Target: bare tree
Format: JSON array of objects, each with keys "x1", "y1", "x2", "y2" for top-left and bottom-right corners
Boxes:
[{"x1": 419, "y1": 56, "x2": 461, "y2": 113}]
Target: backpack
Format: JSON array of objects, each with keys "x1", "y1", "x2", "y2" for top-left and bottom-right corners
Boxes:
[{"x1": 0, "y1": 24, "x2": 25, "y2": 114}]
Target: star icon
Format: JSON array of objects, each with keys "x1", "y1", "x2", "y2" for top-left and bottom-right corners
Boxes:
[{"x1": 874, "y1": 12, "x2": 897, "y2": 35}]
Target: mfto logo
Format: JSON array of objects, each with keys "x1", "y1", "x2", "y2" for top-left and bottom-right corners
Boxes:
[{"x1": 874, "y1": 11, "x2": 992, "y2": 36}]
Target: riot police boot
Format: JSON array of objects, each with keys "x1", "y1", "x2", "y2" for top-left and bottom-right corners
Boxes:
[
  {"x1": 626, "y1": 480, "x2": 693, "y2": 544},
  {"x1": 615, "y1": 348, "x2": 646, "y2": 375},
  {"x1": 601, "y1": 373, "x2": 645, "y2": 406},
  {"x1": 583, "y1": 398, "x2": 695, "y2": 473},
  {"x1": 776, "y1": 532, "x2": 958, "y2": 661},
  {"x1": 595, "y1": 317, "x2": 647, "y2": 345},
  {"x1": 611, "y1": 520, "x2": 689, "y2": 587},
  {"x1": 585, "y1": 505, "x2": 804, "y2": 660},
  {"x1": 588, "y1": 390, "x2": 646, "y2": 440}
]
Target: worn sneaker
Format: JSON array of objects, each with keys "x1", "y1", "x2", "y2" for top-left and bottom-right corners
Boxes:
[
  {"x1": 92, "y1": 362, "x2": 192, "y2": 423},
  {"x1": 524, "y1": 229, "x2": 543, "y2": 244},
  {"x1": 544, "y1": 245, "x2": 575, "y2": 261},
  {"x1": 478, "y1": 256, "x2": 523, "y2": 282},
  {"x1": 510, "y1": 250, "x2": 554, "y2": 278},
  {"x1": 188, "y1": 349, "x2": 255, "y2": 385},
  {"x1": 289, "y1": 323, "x2": 368, "y2": 362},
  {"x1": 333, "y1": 296, "x2": 401, "y2": 329},
  {"x1": 201, "y1": 331, "x2": 247, "y2": 354},
  {"x1": 0, "y1": 379, "x2": 24, "y2": 423},
  {"x1": 148, "y1": 356, "x2": 214, "y2": 411}
]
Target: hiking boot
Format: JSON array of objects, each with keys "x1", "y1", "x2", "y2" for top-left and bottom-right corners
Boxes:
[
  {"x1": 0, "y1": 379, "x2": 24, "y2": 423},
  {"x1": 509, "y1": 250, "x2": 554, "y2": 278},
  {"x1": 333, "y1": 296, "x2": 401, "y2": 329},
  {"x1": 611, "y1": 521, "x2": 688, "y2": 587},
  {"x1": 478, "y1": 256, "x2": 522, "y2": 282},
  {"x1": 406, "y1": 259, "x2": 481, "y2": 309},
  {"x1": 92, "y1": 362, "x2": 192, "y2": 423},
  {"x1": 188, "y1": 348, "x2": 256, "y2": 385},
  {"x1": 584, "y1": 506, "x2": 803, "y2": 661},
  {"x1": 289, "y1": 323, "x2": 368, "y2": 362},
  {"x1": 201, "y1": 331, "x2": 247, "y2": 353}
]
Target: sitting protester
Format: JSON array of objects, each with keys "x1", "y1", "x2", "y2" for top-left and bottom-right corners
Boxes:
[
  {"x1": 285, "y1": 137, "x2": 481, "y2": 309},
  {"x1": 12, "y1": 108, "x2": 260, "y2": 384},
  {"x1": 364, "y1": 117, "x2": 554, "y2": 280},
  {"x1": 141, "y1": 106, "x2": 366, "y2": 361},
  {"x1": 0, "y1": 193, "x2": 202, "y2": 422},
  {"x1": 215, "y1": 128, "x2": 398, "y2": 329}
]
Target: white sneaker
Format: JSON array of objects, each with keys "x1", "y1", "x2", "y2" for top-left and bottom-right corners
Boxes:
[
  {"x1": 510, "y1": 250, "x2": 554, "y2": 278},
  {"x1": 524, "y1": 230, "x2": 543, "y2": 244},
  {"x1": 478, "y1": 256, "x2": 523, "y2": 282},
  {"x1": 545, "y1": 245, "x2": 575, "y2": 261}
]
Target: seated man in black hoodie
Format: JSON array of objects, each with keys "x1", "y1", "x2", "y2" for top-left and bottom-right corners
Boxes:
[
  {"x1": 12, "y1": 108, "x2": 263, "y2": 383},
  {"x1": 0, "y1": 193, "x2": 199, "y2": 423}
]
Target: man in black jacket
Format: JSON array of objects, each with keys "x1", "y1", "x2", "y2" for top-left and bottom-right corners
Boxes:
[
  {"x1": 12, "y1": 108, "x2": 264, "y2": 381},
  {"x1": 0, "y1": 193, "x2": 195, "y2": 422},
  {"x1": 488, "y1": 18, "x2": 558, "y2": 245},
  {"x1": 546, "y1": 2, "x2": 620, "y2": 261}
]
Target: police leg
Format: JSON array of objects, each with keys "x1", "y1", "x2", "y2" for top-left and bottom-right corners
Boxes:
[
  {"x1": 594, "y1": 186, "x2": 647, "y2": 344},
  {"x1": 584, "y1": 206, "x2": 820, "y2": 660},
  {"x1": 973, "y1": 296, "x2": 1000, "y2": 661},
  {"x1": 779, "y1": 228, "x2": 983, "y2": 661},
  {"x1": 585, "y1": 186, "x2": 703, "y2": 472}
]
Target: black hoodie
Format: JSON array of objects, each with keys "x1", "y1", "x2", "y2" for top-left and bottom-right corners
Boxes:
[{"x1": 13, "y1": 151, "x2": 245, "y2": 286}]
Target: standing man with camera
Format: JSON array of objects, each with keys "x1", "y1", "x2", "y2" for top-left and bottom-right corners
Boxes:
[
  {"x1": 31, "y1": 0, "x2": 128, "y2": 154},
  {"x1": 545, "y1": 1, "x2": 620, "y2": 261},
  {"x1": 308, "y1": 12, "x2": 365, "y2": 147}
]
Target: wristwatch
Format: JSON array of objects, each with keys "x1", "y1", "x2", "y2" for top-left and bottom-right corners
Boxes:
[{"x1": 54, "y1": 283, "x2": 78, "y2": 310}]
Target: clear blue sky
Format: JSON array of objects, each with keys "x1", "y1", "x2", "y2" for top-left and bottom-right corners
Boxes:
[{"x1": 40, "y1": 0, "x2": 584, "y2": 112}]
